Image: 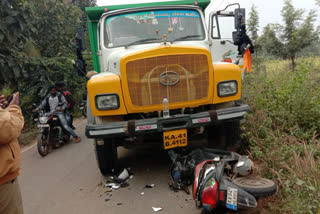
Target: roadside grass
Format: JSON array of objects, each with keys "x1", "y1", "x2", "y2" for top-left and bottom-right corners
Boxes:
[{"x1": 242, "y1": 57, "x2": 320, "y2": 213}]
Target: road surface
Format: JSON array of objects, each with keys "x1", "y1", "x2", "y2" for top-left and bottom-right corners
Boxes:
[
  {"x1": 20, "y1": 119, "x2": 261, "y2": 214},
  {"x1": 19, "y1": 119, "x2": 204, "y2": 214}
]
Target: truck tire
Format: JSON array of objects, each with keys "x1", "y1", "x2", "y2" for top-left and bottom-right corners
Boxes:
[
  {"x1": 95, "y1": 139, "x2": 118, "y2": 175},
  {"x1": 207, "y1": 120, "x2": 241, "y2": 151},
  {"x1": 233, "y1": 177, "x2": 277, "y2": 197}
]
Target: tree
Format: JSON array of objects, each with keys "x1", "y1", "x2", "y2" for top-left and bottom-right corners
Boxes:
[
  {"x1": 257, "y1": 24, "x2": 283, "y2": 58},
  {"x1": 247, "y1": 4, "x2": 259, "y2": 46},
  {"x1": 280, "y1": 0, "x2": 317, "y2": 70},
  {"x1": 0, "y1": 0, "x2": 31, "y2": 87},
  {"x1": 26, "y1": 0, "x2": 82, "y2": 57}
]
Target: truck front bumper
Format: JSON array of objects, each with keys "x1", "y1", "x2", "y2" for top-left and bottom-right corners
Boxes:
[{"x1": 85, "y1": 104, "x2": 250, "y2": 139}]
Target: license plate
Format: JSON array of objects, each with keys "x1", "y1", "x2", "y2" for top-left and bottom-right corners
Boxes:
[
  {"x1": 226, "y1": 187, "x2": 238, "y2": 210},
  {"x1": 37, "y1": 124, "x2": 49, "y2": 128},
  {"x1": 163, "y1": 129, "x2": 187, "y2": 150}
]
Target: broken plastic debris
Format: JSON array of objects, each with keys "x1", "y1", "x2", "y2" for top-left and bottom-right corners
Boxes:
[
  {"x1": 141, "y1": 192, "x2": 145, "y2": 195},
  {"x1": 117, "y1": 168, "x2": 129, "y2": 181},
  {"x1": 152, "y1": 207, "x2": 162, "y2": 212},
  {"x1": 129, "y1": 175, "x2": 134, "y2": 179},
  {"x1": 145, "y1": 184, "x2": 155, "y2": 188},
  {"x1": 120, "y1": 182, "x2": 129, "y2": 188},
  {"x1": 105, "y1": 183, "x2": 120, "y2": 190}
]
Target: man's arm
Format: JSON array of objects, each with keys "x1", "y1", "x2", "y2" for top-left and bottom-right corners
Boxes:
[
  {"x1": 37, "y1": 96, "x2": 48, "y2": 111},
  {"x1": 60, "y1": 94, "x2": 68, "y2": 110},
  {"x1": 0, "y1": 105, "x2": 24, "y2": 144}
]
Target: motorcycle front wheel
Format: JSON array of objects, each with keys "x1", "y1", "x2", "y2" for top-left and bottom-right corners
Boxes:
[
  {"x1": 233, "y1": 177, "x2": 276, "y2": 197},
  {"x1": 37, "y1": 134, "x2": 49, "y2": 157}
]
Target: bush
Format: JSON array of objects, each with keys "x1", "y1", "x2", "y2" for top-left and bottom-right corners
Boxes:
[
  {"x1": 1, "y1": 56, "x2": 86, "y2": 122},
  {"x1": 241, "y1": 57, "x2": 320, "y2": 213}
]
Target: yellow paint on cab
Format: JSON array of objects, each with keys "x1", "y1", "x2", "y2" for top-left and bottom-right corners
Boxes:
[
  {"x1": 120, "y1": 45, "x2": 214, "y2": 113},
  {"x1": 87, "y1": 74, "x2": 127, "y2": 116},
  {"x1": 87, "y1": 46, "x2": 242, "y2": 116},
  {"x1": 212, "y1": 63, "x2": 242, "y2": 103}
]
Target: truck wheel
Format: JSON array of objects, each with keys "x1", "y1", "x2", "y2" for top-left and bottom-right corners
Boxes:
[
  {"x1": 95, "y1": 139, "x2": 118, "y2": 175},
  {"x1": 207, "y1": 120, "x2": 241, "y2": 151},
  {"x1": 233, "y1": 177, "x2": 276, "y2": 197}
]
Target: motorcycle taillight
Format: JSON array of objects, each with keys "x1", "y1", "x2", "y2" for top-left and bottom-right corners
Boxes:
[{"x1": 201, "y1": 179, "x2": 219, "y2": 211}]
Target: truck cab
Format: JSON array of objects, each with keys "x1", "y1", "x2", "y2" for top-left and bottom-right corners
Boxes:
[{"x1": 84, "y1": 0, "x2": 251, "y2": 175}]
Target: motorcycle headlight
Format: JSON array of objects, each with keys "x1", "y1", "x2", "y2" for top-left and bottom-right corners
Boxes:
[
  {"x1": 39, "y1": 117, "x2": 48, "y2": 124},
  {"x1": 218, "y1": 80, "x2": 238, "y2": 97},
  {"x1": 95, "y1": 94, "x2": 120, "y2": 110}
]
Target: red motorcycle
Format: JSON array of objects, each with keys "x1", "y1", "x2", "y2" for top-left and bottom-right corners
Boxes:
[{"x1": 192, "y1": 153, "x2": 276, "y2": 212}]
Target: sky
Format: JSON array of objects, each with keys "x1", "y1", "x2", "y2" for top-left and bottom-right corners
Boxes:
[{"x1": 96, "y1": 0, "x2": 319, "y2": 34}]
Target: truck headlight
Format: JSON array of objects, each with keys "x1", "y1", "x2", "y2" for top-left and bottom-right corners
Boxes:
[
  {"x1": 218, "y1": 80, "x2": 238, "y2": 97},
  {"x1": 95, "y1": 94, "x2": 120, "y2": 110}
]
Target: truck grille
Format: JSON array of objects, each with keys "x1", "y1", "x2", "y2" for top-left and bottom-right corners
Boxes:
[{"x1": 126, "y1": 54, "x2": 209, "y2": 106}]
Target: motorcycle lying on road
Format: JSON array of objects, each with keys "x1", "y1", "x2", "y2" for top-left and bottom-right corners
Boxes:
[
  {"x1": 33, "y1": 107, "x2": 71, "y2": 157},
  {"x1": 168, "y1": 148, "x2": 276, "y2": 212},
  {"x1": 192, "y1": 151, "x2": 276, "y2": 212}
]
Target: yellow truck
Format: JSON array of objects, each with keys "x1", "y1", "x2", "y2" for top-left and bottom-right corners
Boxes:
[{"x1": 84, "y1": 0, "x2": 251, "y2": 175}]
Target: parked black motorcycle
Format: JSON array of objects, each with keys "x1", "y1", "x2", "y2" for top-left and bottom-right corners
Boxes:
[{"x1": 33, "y1": 108, "x2": 71, "y2": 156}]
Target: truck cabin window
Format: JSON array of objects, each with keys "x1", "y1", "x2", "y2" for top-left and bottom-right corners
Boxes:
[
  {"x1": 104, "y1": 9, "x2": 205, "y2": 48},
  {"x1": 212, "y1": 15, "x2": 235, "y2": 40}
]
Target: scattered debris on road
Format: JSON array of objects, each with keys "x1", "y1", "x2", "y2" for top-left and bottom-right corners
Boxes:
[
  {"x1": 145, "y1": 184, "x2": 155, "y2": 188},
  {"x1": 152, "y1": 207, "x2": 162, "y2": 212}
]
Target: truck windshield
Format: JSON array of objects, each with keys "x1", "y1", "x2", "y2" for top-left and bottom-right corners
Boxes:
[{"x1": 104, "y1": 9, "x2": 205, "y2": 48}]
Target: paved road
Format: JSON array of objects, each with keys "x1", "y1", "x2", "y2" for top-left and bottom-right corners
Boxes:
[
  {"x1": 19, "y1": 119, "x2": 261, "y2": 214},
  {"x1": 19, "y1": 119, "x2": 208, "y2": 214}
]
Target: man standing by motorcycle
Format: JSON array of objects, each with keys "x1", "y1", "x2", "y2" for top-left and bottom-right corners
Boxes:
[{"x1": 33, "y1": 86, "x2": 81, "y2": 143}]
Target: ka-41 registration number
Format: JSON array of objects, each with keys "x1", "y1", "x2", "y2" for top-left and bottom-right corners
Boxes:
[{"x1": 163, "y1": 129, "x2": 187, "y2": 150}]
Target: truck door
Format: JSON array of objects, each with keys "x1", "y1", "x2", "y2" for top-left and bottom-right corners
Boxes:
[{"x1": 208, "y1": 11, "x2": 239, "y2": 63}]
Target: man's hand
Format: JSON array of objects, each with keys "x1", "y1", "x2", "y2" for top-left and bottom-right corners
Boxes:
[
  {"x1": 8, "y1": 92, "x2": 20, "y2": 106},
  {"x1": 0, "y1": 95, "x2": 8, "y2": 109}
]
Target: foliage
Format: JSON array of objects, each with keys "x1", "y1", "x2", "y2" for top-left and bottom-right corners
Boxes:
[
  {"x1": 0, "y1": 0, "x2": 31, "y2": 87},
  {"x1": 20, "y1": 57, "x2": 86, "y2": 119},
  {"x1": 26, "y1": 0, "x2": 82, "y2": 57},
  {"x1": 0, "y1": 0, "x2": 93, "y2": 121},
  {"x1": 241, "y1": 57, "x2": 320, "y2": 213},
  {"x1": 247, "y1": 4, "x2": 259, "y2": 46},
  {"x1": 257, "y1": 0, "x2": 318, "y2": 68},
  {"x1": 280, "y1": 0, "x2": 318, "y2": 69},
  {"x1": 257, "y1": 24, "x2": 283, "y2": 58}
]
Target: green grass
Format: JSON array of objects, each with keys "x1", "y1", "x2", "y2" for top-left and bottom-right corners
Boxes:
[{"x1": 242, "y1": 57, "x2": 320, "y2": 213}]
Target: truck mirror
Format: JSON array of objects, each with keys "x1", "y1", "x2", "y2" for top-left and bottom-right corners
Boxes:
[
  {"x1": 232, "y1": 31, "x2": 241, "y2": 45},
  {"x1": 76, "y1": 27, "x2": 86, "y2": 51},
  {"x1": 234, "y1": 8, "x2": 245, "y2": 31}
]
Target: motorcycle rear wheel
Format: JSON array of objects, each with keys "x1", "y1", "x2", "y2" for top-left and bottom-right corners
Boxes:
[
  {"x1": 37, "y1": 134, "x2": 49, "y2": 157},
  {"x1": 233, "y1": 177, "x2": 276, "y2": 197}
]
